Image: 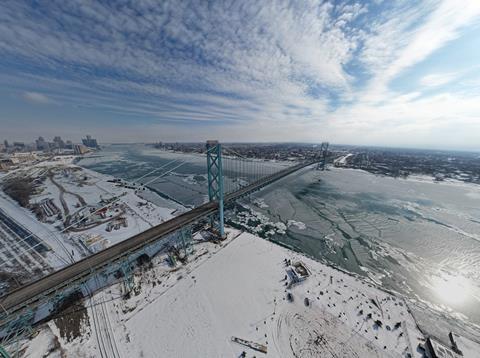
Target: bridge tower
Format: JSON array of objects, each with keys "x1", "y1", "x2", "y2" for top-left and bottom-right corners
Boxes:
[
  {"x1": 206, "y1": 140, "x2": 225, "y2": 238},
  {"x1": 316, "y1": 142, "x2": 329, "y2": 170}
]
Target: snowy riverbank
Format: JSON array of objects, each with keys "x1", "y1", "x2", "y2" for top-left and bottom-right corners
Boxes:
[
  {"x1": 0, "y1": 156, "x2": 184, "y2": 289},
  {"x1": 21, "y1": 229, "x2": 443, "y2": 357}
]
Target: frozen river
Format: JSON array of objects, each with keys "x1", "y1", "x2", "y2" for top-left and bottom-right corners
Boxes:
[
  {"x1": 245, "y1": 166, "x2": 480, "y2": 340},
  {"x1": 78, "y1": 144, "x2": 480, "y2": 341}
]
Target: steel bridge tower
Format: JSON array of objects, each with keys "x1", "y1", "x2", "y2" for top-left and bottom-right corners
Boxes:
[
  {"x1": 206, "y1": 140, "x2": 225, "y2": 238},
  {"x1": 317, "y1": 142, "x2": 329, "y2": 170}
]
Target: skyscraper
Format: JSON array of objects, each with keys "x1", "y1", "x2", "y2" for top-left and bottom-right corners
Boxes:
[
  {"x1": 53, "y1": 136, "x2": 65, "y2": 149},
  {"x1": 36, "y1": 136, "x2": 49, "y2": 151},
  {"x1": 82, "y1": 135, "x2": 99, "y2": 148}
]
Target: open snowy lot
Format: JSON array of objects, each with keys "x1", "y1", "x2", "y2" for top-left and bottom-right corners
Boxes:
[
  {"x1": 0, "y1": 157, "x2": 183, "y2": 290},
  {"x1": 23, "y1": 230, "x2": 428, "y2": 358}
]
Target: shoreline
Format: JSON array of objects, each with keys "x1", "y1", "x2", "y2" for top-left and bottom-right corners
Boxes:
[
  {"x1": 0, "y1": 157, "x2": 183, "y2": 281},
  {"x1": 22, "y1": 229, "x2": 434, "y2": 357},
  {"x1": 336, "y1": 166, "x2": 480, "y2": 188},
  {"x1": 7, "y1": 154, "x2": 480, "y2": 345}
]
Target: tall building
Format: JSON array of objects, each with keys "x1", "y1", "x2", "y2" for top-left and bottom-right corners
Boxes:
[
  {"x1": 35, "y1": 136, "x2": 49, "y2": 151},
  {"x1": 82, "y1": 135, "x2": 99, "y2": 148},
  {"x1": 53, "y1": 136, "x2": 65, "y2": 149}
]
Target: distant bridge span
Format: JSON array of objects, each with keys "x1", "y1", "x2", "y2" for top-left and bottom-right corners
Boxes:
[{"x1": 0, "y1": 160, "x2": 315, "y2": 318}]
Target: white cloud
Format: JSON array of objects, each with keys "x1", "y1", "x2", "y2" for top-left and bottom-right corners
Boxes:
[
  {"x1": 22, "y1": 91, "x2": 50, "y2": 104},
  {"x1": 0, "y1": 0, "x2": 479, "y2": 149},
  {"x1": 384, "y1": 0, "x2": 480, "y2": 81},
  {"x1": 419, "y1": 72, "x2": 458, "y2": 87},
  {"x1": 359, "y1": 0, "x2": 480, "y2": 104},
  {"x1": 0, "y1": 0, "x2": 355, "y2": 125}
]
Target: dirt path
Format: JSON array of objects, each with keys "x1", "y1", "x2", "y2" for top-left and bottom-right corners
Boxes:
[
  {"x1": 67, "y1": 211, "x2": 125, "y2": 232},
  {"x1": 48, "y1": 169, "x2": 87, "y2": 226}
]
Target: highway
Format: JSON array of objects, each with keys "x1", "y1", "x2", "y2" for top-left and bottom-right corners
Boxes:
[{"x1": 0, "y1": 160, "x2": 314, "y2": 317}]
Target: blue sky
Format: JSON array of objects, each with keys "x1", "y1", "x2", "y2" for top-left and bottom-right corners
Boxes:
[{"x1": 1, "y1": 0, "x2": 480, "y2": 150}]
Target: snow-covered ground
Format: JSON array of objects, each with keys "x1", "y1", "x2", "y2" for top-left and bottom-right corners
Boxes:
[
  {"x1": 0, "y1": 157, "x2": 183, "y2": 286},
  {"x1": 334, "y1": 153, "x2": 354, "y2": 166},
  {"x1": 21, "y1": 229, "x2": 436, "y2": 358}
]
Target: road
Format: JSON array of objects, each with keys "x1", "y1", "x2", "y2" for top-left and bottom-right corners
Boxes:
[
  {"x1": 48, "y1": 168, "x2": 87, "y2": 226},
  {"x1": 0, "y1": 208, "x2": 48, "y2": 253},
  {"x1": 0, "y1": 161, "x2": 314, "y2": 317}
]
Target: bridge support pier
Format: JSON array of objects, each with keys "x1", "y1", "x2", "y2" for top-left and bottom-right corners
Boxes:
[
  {"x1": 120, "y1": 260, "x2": 134, "y2": 293},
  {"x1": 0, "y1": 308, "x2": 33, "y2": 357},
  {"x1": 0, "y1": 345, "x2": 10, "y2": 358},
  {"x1": 206, "y1": 140, "x2": 225, "y2": 238},
  {"x1": 180, "y1": 225, "x2": 193, "y2": 257}
]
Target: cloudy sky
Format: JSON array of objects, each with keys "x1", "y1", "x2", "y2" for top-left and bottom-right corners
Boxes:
[{"x1": 1, "y1": 0, "x2": 480, "y2": 149}]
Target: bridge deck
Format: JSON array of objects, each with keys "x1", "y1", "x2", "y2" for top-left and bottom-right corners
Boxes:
[{"x1": 0, "y1": 161, "x2": 313, "y2": 316}]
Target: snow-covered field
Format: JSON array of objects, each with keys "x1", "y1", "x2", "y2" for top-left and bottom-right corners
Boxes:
[
  {"x1": 22, "y1": 229, "x2": 434, "y2": 358},
  {"x1": 0, "y1": 157, "x2": 183, "y2": 287}
]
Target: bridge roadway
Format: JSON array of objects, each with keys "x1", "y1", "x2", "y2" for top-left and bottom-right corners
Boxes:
[{"x1": 0, "y1": 161, "x2": 314, "y2": 317}]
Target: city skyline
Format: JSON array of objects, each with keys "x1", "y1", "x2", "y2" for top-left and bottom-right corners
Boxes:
[
  {"x1": 3, "y1": 135, "x2": 480, "y2": 154},
  {"x1": 1, "y1": 134, "x2": 98, "y2": 151},
  {"x1": 1, "y1": 1, "x2": 480, "y2": 150}
]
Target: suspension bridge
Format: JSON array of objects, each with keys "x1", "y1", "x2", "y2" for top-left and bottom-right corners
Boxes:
[{"x1": 0, "y1": 140, "x2": 327, "y2": 355}]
